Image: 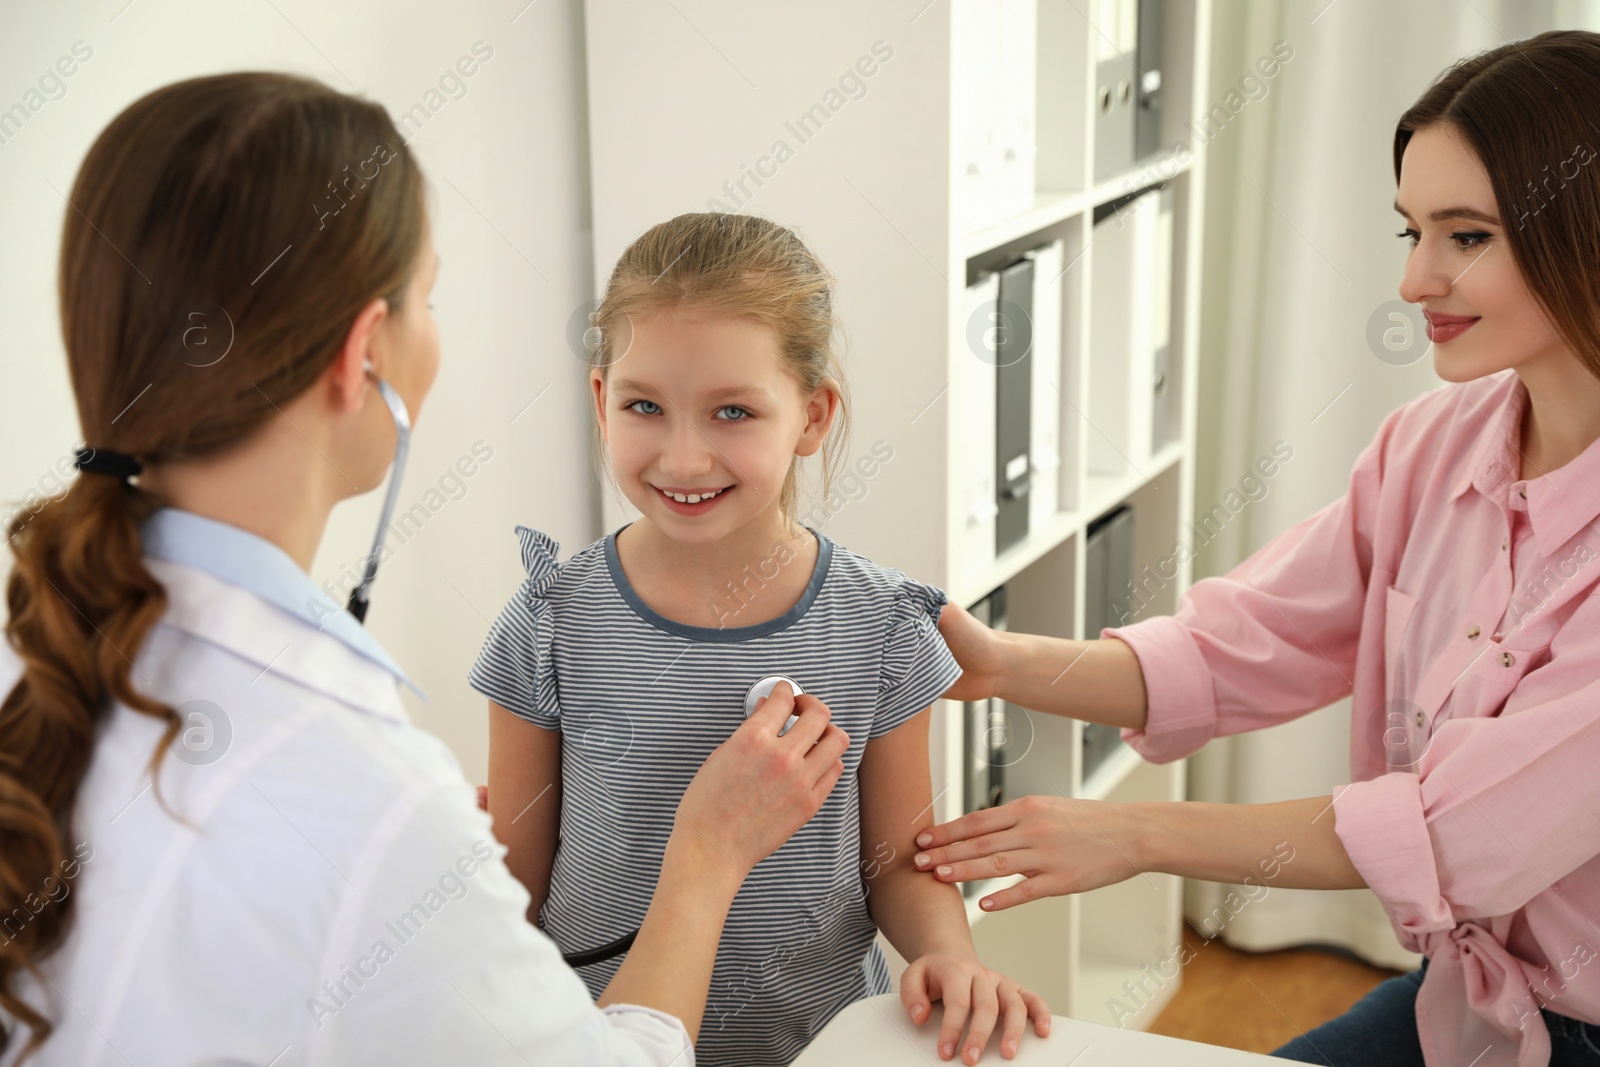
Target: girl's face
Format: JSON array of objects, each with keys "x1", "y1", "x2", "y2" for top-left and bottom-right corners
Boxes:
[
  {"x1": 591, "y1": 307, "x2": 836, "y2": 547},
  {"x1": 1395, "y1": 123, "x2": 1571, "y2": 381}
]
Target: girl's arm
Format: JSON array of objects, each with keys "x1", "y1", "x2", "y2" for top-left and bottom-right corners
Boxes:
[
  {"x1": 859, "y1": 708, "x2": 1050, "y2": 1064},
  {"x1": 487, "y1": 700, "x2": 561, "y2": 924}
]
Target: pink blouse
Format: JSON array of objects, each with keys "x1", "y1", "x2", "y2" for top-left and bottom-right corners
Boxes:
[{"x1": 1105, "y1": 369, "x2": 1600, "y2": 1067}]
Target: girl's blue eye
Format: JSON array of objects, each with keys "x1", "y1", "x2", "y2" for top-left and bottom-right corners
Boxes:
[
  {"x1": 715, "y1": 405, "x2": 751, "y2": 421},
  {"x1": 625, "y1": 399, "x2": 662, "y2": 416}
]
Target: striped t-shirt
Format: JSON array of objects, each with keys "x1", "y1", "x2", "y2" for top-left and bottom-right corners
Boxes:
[{"x1": 469, "y1": 523, "x2": 963, "y2": 1067}]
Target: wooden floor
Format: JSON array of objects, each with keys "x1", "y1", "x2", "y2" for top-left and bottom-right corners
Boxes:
[{"x1": 1146, "y1": 924, "x2": 1404, "y2": 1055}]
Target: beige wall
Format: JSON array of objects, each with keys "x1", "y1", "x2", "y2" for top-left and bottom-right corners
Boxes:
[{"x1": 0, "y1": 0, "x2": 603, "y2": 783}]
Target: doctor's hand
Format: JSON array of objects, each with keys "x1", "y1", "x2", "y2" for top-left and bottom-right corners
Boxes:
[
  {"x1": 937, "y1": 602, "x2": 1006, "y2": 704},
  {"x1": 675, "y1": 681, "x2": 850, "y2": 879},
  {"x1": 913, "y1": 796, "x2": 1144, "y2": 912}
]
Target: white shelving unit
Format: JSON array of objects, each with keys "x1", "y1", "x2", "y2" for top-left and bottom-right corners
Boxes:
[{"x1": 584, "y1": 0, "x2": 1209, "y2": 1029}]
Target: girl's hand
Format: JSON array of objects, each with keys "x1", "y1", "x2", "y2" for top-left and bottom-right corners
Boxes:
[
  {"x1": 937, "y1": 602, "x2": 1006, "y2": 703},
  {"x1": 901, "y1": 951, "x2": 1051, "y2": 1063},
  {"x1": 913, "y1": 796, "x2": 1143, "y2": 912},
  {"x1": 675, "y1": 681, "x2": 850, "y2": 878},
  {"x1": 476, "y1": 785, "x2": 488, "y2": 812}
]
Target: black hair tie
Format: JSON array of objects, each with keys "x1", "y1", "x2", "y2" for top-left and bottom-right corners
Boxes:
[{"x1": 75, "y1": 447, "x2": 143, "y2": 482}]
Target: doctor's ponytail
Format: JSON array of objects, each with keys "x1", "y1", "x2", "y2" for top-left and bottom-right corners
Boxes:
[{"x1": 0, "y1": 73, "x2": 424, "y2": 1062}]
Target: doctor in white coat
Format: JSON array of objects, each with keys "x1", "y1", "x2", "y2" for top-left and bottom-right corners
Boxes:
[{"x1": 0, "y1": 72, "x2": 849, "y2": 1066}]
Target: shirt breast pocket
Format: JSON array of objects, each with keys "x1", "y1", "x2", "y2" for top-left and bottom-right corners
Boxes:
[{"x1": 1384, "y1": 584, "x2": 1418, "y2": 702}]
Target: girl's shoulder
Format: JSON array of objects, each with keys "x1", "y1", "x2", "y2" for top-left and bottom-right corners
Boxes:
[
  {"x1": 818, "y1": 532, "x2": 951, "y2": 621},
  {"x1": 507, "y1": 524, "x2": 612, "y2": 603}
]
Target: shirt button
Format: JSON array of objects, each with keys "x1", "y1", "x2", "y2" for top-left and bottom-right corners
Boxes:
[
  {"x1": 1518, "y1": 488, "x2": 1527, "y2": 500},
  {"x1": 1466, "y1": 625, "x2": 1481, "y2": 639},
  {"x1": 1502, "y1": 536, "x2": 1509, "y2": 551},
  {"x1": 1499, "y1": 651, "x2": 1516, "y2": 667},
  {"x1": 1414, "y1": 710, "x2": 1427, "y2": 728}
]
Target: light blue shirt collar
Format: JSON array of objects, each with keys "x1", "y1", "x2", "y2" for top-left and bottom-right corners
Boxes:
[{"x1": 140, "y1": 507, "x2": 427, "y2": 700}]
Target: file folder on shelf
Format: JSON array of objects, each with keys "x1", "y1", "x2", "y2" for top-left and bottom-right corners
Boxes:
[
  {"x1": 1092, "y1": 0, "x2": 1138, "y2": 182},
  {"x1": 960, "y1": 271, "x2": 1002, "y2": 584},
  {"x1": 1135, "y1": 0, "x2": 1166, "y2": 160},
  {"x1": 954, "y1": 0, "x2": 1038, "y2": 234},
  {"x1": 1083, "y1": 505, "x2": 1134, "y2": 782},
  {"x1": 995, "y1": 257, "x2": 1034, "y2": 554},
  {"x1": 1024, "y1": 240, "x2": 1065, "y2": 532},
  {"x1": 1089, "y1": 182, "x2": 1174, "y2": 473}
]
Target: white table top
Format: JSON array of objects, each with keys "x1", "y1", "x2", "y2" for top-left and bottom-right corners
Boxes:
[{"x1": 791, "y1": 994, "x2": 1284, "y2": 1066}]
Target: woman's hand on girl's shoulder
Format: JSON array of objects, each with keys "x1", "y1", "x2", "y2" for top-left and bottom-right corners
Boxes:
[
  {"x1": 937, "y1": 602, "x2": 1006, "y2": 703},
  {"x1": 900, "y1": 951, "x2": 1051, "y2": 1063}
]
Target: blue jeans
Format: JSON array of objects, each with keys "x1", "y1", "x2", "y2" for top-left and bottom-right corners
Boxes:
[{"x1": 1272, "y1": 959, "x2": 1600, "y2": 1066}]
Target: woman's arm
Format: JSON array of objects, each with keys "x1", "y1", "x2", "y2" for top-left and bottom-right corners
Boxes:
[
  {"x1": 860, "y1": 709, "x2": 1051, "y2": 1064},
  {"x1": 938, "y1": 604, "x2": 1148, "y2": 730},
  {"x1": 913, "y1": 793, "x2": 1364, "y2": 913},
  {"x1": 486, "y1": 700, "x2": 561, "y2": 924}
]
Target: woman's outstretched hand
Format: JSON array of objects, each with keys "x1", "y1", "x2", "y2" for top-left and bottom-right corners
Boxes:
[
  {"x1": 676, "y1": 680, "x2": 851, "y2": 879},
  {"x1": 937, "y1": 602, "x2": 1006, "y2": 704},
  {"x1": 912, "y1": 796, "x2": 1145, "y2": 912}
]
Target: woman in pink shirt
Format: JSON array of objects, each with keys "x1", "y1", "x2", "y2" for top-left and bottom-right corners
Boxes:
[{"x1": 913, "y1": 28, "x2": 1600, "y2": 1067}]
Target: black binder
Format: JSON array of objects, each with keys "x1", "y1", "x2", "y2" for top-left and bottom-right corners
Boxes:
[
  {"x1": 1083, "y1": 506, "x2": 1134, "y2": 781},
  {"x1": 995, "y1": 257, "x2": 1034, "y2": 554}
]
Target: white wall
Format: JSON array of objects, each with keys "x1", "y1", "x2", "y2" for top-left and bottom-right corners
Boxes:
[{"x1": 0, "y1": 0, "x2": 601, "y2": 783}]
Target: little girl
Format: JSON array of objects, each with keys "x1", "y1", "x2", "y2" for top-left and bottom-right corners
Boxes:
[{"x1": 470, "y1": 213, "x2": 1049, "y2": 1066}]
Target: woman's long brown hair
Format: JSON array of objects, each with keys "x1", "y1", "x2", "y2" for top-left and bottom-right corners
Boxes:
[
  {"x1": 1396, "y1": 29, "x2": 1600, "y2": 378},
  {"x1": 0, "y1": 72, "x2": 424, "y2": 1062}
]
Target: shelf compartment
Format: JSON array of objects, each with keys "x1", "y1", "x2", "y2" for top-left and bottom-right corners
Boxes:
[{"x1": 1070, "y1": 756, "x2": 1186, "y2": 1029}]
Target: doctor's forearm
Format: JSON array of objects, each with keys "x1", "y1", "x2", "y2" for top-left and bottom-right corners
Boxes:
[
  {"x1": 995, "y1": 633, "x2": 1148, "y2": 730},
  {"x1": 595, "y1": 827, "x2": 743, "y2": 1041}
]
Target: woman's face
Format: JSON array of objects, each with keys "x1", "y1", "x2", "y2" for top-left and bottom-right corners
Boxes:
[{"x1": 1395, "y1": 123, "x2": 1570, "y2": 382}]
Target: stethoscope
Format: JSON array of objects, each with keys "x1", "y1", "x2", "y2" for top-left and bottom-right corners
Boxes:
[
  {"x1": 347, "y1": 363, "x2": 411, "y2": 625},
  {"x1": 559, "y1": 674, "x2": 806, "y2": 968}
]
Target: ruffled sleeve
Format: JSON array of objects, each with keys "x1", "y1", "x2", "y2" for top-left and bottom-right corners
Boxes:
[
  {"x1": 468, "y1": 525, "x2": 563, "y2": 729},
  {"x1": 874, "y1": 577, "x2": 964, "y2": 738}
]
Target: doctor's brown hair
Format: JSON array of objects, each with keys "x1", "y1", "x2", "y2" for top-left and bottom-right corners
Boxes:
[
  {"x1": 0, "y1": 73, "x2": 424, "y2": 1061},
  {"x1": 1395, "y1": 28, "x2": 1600, "y2": 379}
]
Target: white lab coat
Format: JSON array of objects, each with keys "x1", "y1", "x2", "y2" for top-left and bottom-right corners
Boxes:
[{"x1": 0, "y1": 524, "x2": 692, "y2": 1066}]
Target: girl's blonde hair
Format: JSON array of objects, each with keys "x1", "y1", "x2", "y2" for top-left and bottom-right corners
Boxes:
[{"x1": 589, "y1": 212, "x2": 850, "y2": 526}]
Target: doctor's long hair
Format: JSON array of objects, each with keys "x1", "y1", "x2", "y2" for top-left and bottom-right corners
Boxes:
[
  {"x1": 0, "y1": 73, "x2": 424, "y2": 1061},
  {"x1": 1395, "y1": 29, "x2": 1600, "y2": 378}
]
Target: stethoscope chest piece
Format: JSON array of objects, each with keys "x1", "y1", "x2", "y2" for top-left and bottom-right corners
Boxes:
[{"x1": 743, "y1": 675, "x2": 804, "y2": 735}]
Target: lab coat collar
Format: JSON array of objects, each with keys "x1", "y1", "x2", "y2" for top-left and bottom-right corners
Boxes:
[
  {"x1": 140, "y1": 507, "x2": 427, "y2": 704},
  {"x1": 1447, "y1": 372, "x2": 1600, "y2": 555}
]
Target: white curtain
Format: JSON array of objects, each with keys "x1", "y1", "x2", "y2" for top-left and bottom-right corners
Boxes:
[{"x1": 1183, "y1": 0, "x2": 1600, "y2": 969}]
